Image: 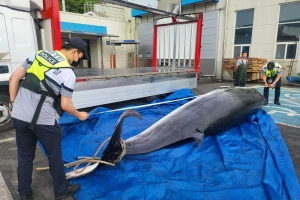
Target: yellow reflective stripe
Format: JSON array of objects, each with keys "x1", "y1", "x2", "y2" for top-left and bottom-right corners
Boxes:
[
  {"x1": 26, "y1": 59, "x2": 49, "y2": 81},
  {"x1": 35, "y1": 50, "x2": 70, "y2": 68},
  {"x1": 26, "y1": 50, "x2": 70, "y2": 81},
  {"x1": 265, "y1": 68, "x2": 278, "y2": 77}
]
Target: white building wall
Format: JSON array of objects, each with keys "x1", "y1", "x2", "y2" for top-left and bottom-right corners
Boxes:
[
  {"x1": 59, "y1": 8, "x2": 137, "y2": 69},
  {"x1": 219, "y1": 0, "x2": 300, "y2": 83},
  {"x1": 137, "y1": 0, "x2": 300, "y2": 84}
]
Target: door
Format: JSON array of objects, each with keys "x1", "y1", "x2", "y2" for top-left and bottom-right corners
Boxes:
[
  {"x1": 128, "y1": 53, "x2": 134, "y2": 68},
  {"x1": 0, "y1": 14, "x2": 10, "y2": 75}
]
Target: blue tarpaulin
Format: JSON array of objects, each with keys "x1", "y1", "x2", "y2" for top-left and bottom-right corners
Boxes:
[{"x1": 55, "y1": 89, "x2": 300, "y2": 200}]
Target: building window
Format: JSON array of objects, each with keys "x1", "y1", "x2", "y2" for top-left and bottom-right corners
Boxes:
[
  {"x1": 234, "y1": 46, "x2": 250, "y2": 58},
  {"x1": 106, "y1": 41, "x2": 121, "y2": 46},
  {"x1": 276, "y1": 2, "x2": 300, "y2": 59},
  {"x1": 275, "y1": 43, "x2": 297, "y2": 59},
  {"x1": 234, "y1": 9, "x2": 254, "y2": 44},
  {"x1": 234, "y1": 9, "x2": 254, "y2": 57}
]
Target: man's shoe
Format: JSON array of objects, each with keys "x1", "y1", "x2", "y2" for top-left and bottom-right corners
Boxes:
[
  {"x1": 20, "y1": 193, "x2": 32, "y2": 200},
  {"x1": 66, "y1": 183, "x2": 80, "y2": 195},
  {"x1": 55, "y1": 183, "x2": 80, "y2": 200},
  {"x1": 274, "y1": 101, "x2": 281, "y2": 105}
]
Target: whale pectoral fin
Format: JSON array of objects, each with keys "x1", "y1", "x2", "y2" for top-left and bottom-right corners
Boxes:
[{"x1": 193, "y1": 129, "x2": 205, "y2": 146}]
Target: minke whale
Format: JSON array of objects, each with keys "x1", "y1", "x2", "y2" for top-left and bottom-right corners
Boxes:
[{"x1": 66, "y1": 87, "x2": 265, "y2": 179}]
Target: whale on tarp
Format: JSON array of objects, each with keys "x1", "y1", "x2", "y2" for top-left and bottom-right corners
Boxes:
[{"x1": 66, "y1": 87, "x2": 265, "y2": 179}]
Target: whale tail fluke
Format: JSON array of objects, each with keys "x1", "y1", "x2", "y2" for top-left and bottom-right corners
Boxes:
[{"x1": 101, "y1": 109, "x2": 142, "y2": 163}]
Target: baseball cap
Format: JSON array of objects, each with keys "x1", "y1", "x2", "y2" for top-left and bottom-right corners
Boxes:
[
  {"x1": 267, "y1": 62, "x2": 275, "y2": 67},
  {"x1": 65, "y1": 37, "x2": 90, "y2": 60}
]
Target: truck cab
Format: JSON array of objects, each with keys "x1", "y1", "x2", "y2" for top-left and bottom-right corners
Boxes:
[{"x1": 0, "y1": 0, "x2": 41, "y2": 131}]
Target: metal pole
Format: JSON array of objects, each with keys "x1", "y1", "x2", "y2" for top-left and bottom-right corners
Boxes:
[
  {"x1": 40, "y1": 29, "x2": 46, "y2": 50},
  {"x1": 178, "y1": 26, "x2": 182, "y2": 67},
  {"x1": 188, "y1": 26, "x2": 193, "y2": 68},
  {"x1": 183, "y1": 26, "x2": 187, "y2": 67},
  {"x1": 136, "y1": 44, "x2": 139, "y2": 73},
  {"x1": 168, "y1": 28, "x2": 171, "y2": 67},
  {"x1": 172, "y1": 25, "x2": 177, "y2": 70},
  {"x1": 163, "y1": 28, "x2": 166, "y2": 67},
  {"x1": 113, "y1": 43, "x2": 116, "y2": 75},
  {"x1": 194, "y1": 13, "x2": 203, "y2": 77},
  {"x1": 156, "y1": 30, "x2": 161, "y2": 70},
  {"x1": 221, "y1": 0, "x2": 229, "y2": 80},
  {"x1": 152, "y1": 24, "x2": 158, "y2": 72},
  {"x1": 62, "y1": 0, "x2": 66, "y2": 12},
  {"x1": 100, "y1": 37, "x2": 104, "y2": 69},
  {"x1": 109, "y1": 37, "x2": 113, "y2": 70},
  {"x1": 113, "y1": 44, "x2": 116, "y2": 68}
]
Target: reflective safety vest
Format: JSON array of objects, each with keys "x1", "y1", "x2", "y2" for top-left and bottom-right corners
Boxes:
[
  {"x1": 21, "y1": 50, "x2": 71, "y2": 130},
  {"x1": 264, "y1": 62, "x2": 280, "y2": 78},
  {"x1": 22, "y1": 50, "x2": 71, "y2": 93}
]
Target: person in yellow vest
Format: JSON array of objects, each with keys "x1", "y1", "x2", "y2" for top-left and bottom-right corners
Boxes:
[
  {"x1": 9, "y1": 37, "x2": 89, "y2": 200},
  {"x1": 234, "y1": 51, "x2": 248, "y2": 87},
  {"x1": 262, "y1": 61, "x2": 282, "y2": 105}
]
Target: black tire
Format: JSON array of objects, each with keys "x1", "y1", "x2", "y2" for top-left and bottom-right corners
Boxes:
[{"x1": 0, "y1": 94, "x2": 14, "y2": 132}]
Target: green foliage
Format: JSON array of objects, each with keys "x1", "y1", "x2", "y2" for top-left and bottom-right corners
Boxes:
[
  {"x1": 59, "y1": 0, "x2": 99, "y2": 14},
  {"x1": 297, "y1": 72, "x2": 300, "y2": 77}
]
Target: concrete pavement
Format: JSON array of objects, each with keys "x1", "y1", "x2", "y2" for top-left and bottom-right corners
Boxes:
[{"x1": 0, "y1": 77, "x2": 299, "y2": 200}]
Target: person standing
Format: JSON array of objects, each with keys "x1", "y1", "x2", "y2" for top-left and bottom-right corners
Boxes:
[
  {"x1": 234, "y1": 51, "x2": 248, "y2": 87},
  {"x1": 9, "y1": 37, "x2": 90, "y2": 200},
  {"x1": 261, "y1": 61, "x2": 282, "y2": 105}
]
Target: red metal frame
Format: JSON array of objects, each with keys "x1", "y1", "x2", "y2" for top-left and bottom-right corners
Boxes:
[
  {"x1": 152, "y1": 13, "x2": 203, "y2": 77},
  {"x1": 40, "y1": 0, "x2": 62, "y2": 50},
  {"x1": 152, "y1": 25, "x2": 158, "y2": 72},
  {"x1": 194, "y1": 13, "x2": 203, "y2": 78}
]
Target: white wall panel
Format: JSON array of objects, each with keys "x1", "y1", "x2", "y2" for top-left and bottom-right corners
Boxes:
[
  {"x1": 137, "y1": 22, "x2": 153, "y2": 60},
  {"x1": 201, "y1": 10, "x2": 219, "y2": 76},
  {"x1": 157, "y1": 22, "x2": 197, "y2": 60}
]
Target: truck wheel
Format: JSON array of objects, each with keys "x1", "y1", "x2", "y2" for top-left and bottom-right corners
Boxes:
[{"x1": 0, "y1": 94, "x2": 14, "y2": 132}]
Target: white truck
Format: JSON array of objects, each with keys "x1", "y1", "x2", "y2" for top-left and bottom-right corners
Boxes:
[{"x1": 0, "y1": 0, "x2": 200, "y2": 132}]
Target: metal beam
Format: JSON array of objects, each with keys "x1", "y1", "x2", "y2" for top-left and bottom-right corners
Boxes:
[
  {"x1": 101, "y1": 0, "x2": 195, "y2": 20},
  {"x1": 62, "y1": 0, "x2": 66, "y2": 11},
  {"x1": 101, "y1": 0, "x2": 177, "y2": 16}
]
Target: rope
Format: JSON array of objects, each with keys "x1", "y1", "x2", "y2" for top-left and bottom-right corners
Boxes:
[
  {"x1": 36, "y1": 137, "x2": 126, "y2": 174},
  {"x1": 89, "y1": 96, "x2": 197, "y2": 115}
]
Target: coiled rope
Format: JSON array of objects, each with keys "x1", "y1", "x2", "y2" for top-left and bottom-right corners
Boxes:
[{"x1": 36, "y1": 137, "x2": 126, "y2": 174}]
